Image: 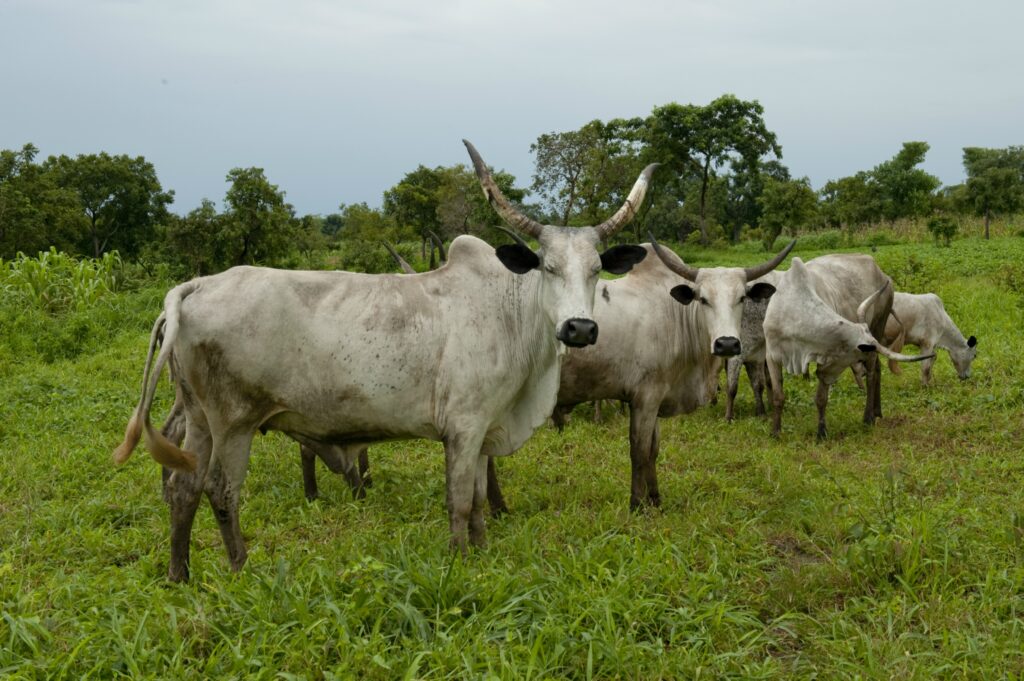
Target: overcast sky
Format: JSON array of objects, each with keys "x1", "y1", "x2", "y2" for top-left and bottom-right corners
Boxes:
[{"x1": 2, "y1": 0, "x2": 1021, "y2": 216}]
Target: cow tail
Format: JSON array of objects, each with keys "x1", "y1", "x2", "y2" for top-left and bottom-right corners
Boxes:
[
  {"x1": 112, "y1": 282, "x2": 199, "y2": 472},
  {"x1": 887, "y1": 309, "x2": 907, "y2": 375}
]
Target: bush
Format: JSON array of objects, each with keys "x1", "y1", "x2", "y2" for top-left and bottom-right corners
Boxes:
[{"x1": 927, "y1": 216, "x2": 958, "y2": 246}]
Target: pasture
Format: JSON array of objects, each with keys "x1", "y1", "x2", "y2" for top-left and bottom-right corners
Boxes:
[{"x1": 2, "y1": 236, "x2": 1023, "y2": 678}]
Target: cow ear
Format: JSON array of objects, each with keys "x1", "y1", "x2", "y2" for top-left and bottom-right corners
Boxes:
[
  {"x1": 670, "y1": 284, "x2": 697, "y2": 305},
  {"x1": 747, "y1": 282, "x2": 776, "y2": 301},
  {"x1": 857, "y1": 343, "x2": 877, "y2": 353},
  {"x1": 967, "y1": 335, "x2": 977, "y2": 348},
  {"x1": 600, "y1": 245, "x2": 647, "y2": 274},
  {"x1": 495, "y1": 244, "x2": 540, "y2": 274}
]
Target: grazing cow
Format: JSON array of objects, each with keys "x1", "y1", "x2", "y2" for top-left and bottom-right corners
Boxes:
[
  {"x1": 763, "y1": 255, "x2": 932, "y2": 439},
  {"x1": 884, "y1": 291, "x2": 978, "y2": 385},
  {"x1": 501, "y1": 237, "x2": 793, "y2": 510},
  {"x1": 113, "y1": 140, "x2": 655, "y2": 581}
]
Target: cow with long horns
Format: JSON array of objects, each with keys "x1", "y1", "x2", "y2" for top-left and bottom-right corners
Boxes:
[{"x1": 113, "y1": 141, "x2": 655, "y2": 581}]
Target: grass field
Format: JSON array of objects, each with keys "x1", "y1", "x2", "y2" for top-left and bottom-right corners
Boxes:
[{"x1": 2, "y1": 236, "x2": 1023, "y2": 678}]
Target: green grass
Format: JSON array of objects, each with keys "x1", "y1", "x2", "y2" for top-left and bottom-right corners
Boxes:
[{"x1": 2, "y1": 237, "x2": 1024, "y2": 678}]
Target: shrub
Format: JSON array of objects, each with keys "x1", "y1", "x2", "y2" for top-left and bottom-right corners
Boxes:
[{"x1": 926, "y1": 216, "x2": 958, "y2": 246}]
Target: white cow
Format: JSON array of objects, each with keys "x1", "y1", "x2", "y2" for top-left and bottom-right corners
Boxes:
[
  {"x1": 763, "y1": 255, "x2": 932, "y2": 439},
  {"x1": 884, "y1": 291, "x2": 978, "y2": 385},
  {"x1": 536, "y1": 237, "x2": 793, "y2": 509},
  {"x1": 113, "y1": 141, "x2": 656, "y2": 581}
]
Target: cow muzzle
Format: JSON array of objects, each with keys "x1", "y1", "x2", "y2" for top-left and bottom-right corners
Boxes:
[
  {"x1": 557, "y1": 318, "x2": 599, "y2": 347},
  {"x1": 712, "y1": 336, "x2": 741, "y2": 357}
]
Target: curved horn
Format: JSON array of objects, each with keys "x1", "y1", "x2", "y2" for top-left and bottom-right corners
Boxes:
[
  {"x1": 876, "y1": 345, "x2": 936, "y2": 363},
  {"x1": 493, "y1": 225, "x2": 533, "y2": 250},
  {"x1": 649, "y1": 231, "x2": 699, "y2": 281},
  {"x1": 428, "y1": 230, "x2": 447, "y2": 262},
  {"x1": 463, "y1": 140, "x2": 544, "y2": 238},
  {"x1": 595, "y1": 164, "x2": 660, "y2": 240},
  {"x1": 745, "y1": 239, "x2": 796, "y2": 282},
  {"x1": 381, "y1": 242, "x2": 415, "y2": 274},
  {"x1": 857, "y1": 279, "x2": 891, "y2": 324}
]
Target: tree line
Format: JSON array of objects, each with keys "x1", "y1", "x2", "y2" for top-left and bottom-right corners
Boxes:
[{"x1": 3, "y1": 94, "x2": 1023, "y2": 275}]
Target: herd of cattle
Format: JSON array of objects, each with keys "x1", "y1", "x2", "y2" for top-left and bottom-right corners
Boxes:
[{"x1": 112, "y1": 141, "x2": 978, "y2": 582}]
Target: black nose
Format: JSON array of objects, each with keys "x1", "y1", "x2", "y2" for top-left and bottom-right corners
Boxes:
[
  {"x1": 557, "y1": 318, "x2": 599, "y2": 347},
  {"x1": 713, "y1": 336, "x2": 741, "y2": 357}
]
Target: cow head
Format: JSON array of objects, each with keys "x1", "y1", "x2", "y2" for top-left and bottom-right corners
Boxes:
[
  {"x1": 651, "y1": 235, "x2": 795, "y2": 357},
  {"x1": 951, "y1": 335, "x2": 978, "y2": 380},
  {"x1": 465, "y1": 140, "x2": 653, "y2": 348}
]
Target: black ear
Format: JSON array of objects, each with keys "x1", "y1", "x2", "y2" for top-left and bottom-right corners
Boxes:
[
  {"x1": 670, "y1": 284, "x2": 697, "y2": 305},
  {"x1": 495, "y1": 244, "x2": 540, "y2": 274},
  {"x1": 857, "y1": 343, "x2": 876, "y2": 353},
  {"x1": 967, "y1": 335, "x2": 977, "y2": 348},
  {"x1": 747, "y1": 282, "x2": 777, "y2": 301},
  {"x1": 600, "y1": 245, "x2": 647, "y2": 274}
]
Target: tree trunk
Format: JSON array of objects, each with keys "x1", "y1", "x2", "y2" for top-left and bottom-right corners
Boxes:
[
  {"x1": 91, "y1": 215, "x2": 101, "y2": 258},
  {"x1": 699, "y1": 158, "x2": 712, "y2": 245},
  {"x1": 984, "y1": 209, "x2": 990, "y2": 240}
]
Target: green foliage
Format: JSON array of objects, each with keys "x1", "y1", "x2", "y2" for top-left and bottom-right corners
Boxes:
[
  {"x1": 221, "y1": 167, "x2": 296, "y2": 266},
  {"x1": 926, "y1": 215, "x2": 958, "y2": 246},
  {"x1": 1, "y1": 247, "x2": 124, "y2": 313},
  {"x1": 961, "y1": 146, "x2": 1024, "y2": 238},
  {"x1": 45, "y1": 151, "x2": 174, "y2": 258},
  {"x1": 758, "y1": 177, "x2": 819, "y2": 250}
]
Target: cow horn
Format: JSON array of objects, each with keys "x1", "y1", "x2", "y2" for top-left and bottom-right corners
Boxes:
[
  {"x1": 857, "y1": 279, "x2": 891, "y2": 324},
  {"x1": 744, "y1": 239, "x2": 796, "y2": 282},
  {"x1": 649, "y1": 232, "x2": 699, "y2": 281},
  {"x1": 594, "y1": 164, "x2": 660, "y2": 240},
  {"x1": 876, "y1": 345, "x2": 936, "y2": 363},
  {"x1": 493, "y1": 225, "x2": 534, "y2": 250},
  {"x1": 464, "y1": 140, "x2": 544, "y2": 239},
  {"x1": 428, "y1": 230, "x2": 447, "y2": 262},
  {"x1": 381, "y1": 242, "x2": 415, "y2": 274}
]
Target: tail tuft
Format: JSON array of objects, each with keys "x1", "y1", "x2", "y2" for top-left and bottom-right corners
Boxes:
[
  {"x1": 143, "y1": 421, "x2": 198, "y2": 472},
  {"x1": 112, "y1": 411, "x2": 143, "y2": 465}
]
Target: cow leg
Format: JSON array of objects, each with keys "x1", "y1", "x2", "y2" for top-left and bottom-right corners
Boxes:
[
  {"x1": 748, "y1": 360, "x2": 767, "y2": 416},
  {"x1": 486, "y1": 457, "x2": 509, "y2": 516},
  {"x1": 767, "y1": 360, "x2": 785, "y2": 438},
  {"x1": 643, "y1": 419, "x2": 662, "y2": 507},
  {"x1": 725, "y1": 357, "x2": 741, "y2": 421},
  {"x1": 300, "y1": 444, "x2": 319, "y2": 501},
  {"x1": 444, "y1": 430, "x2": 487, "y2": 553},
  {"x1": 628, "y1": 401, "x2": 657, "y2": 511},
  {"x1": 920, "y1": 347, "x2": 935, "y2": 386},
  {"x1": 815, "y1": 378, "x2": 830, "y2": 441},
  {"x1": 470, "y1": 454, "x2": 489, "y2": 547},
  {"x1": 593, "y1": 400, "x2": 604, "y2": 423},
  {"x1": 358, "y1": 447, "x2": 371, "y2": 488},
  {"x1": 160, "y1": 398, "x2": 187, "y2": 501},
  {"x1": 166, "y1": 424, "x2": 211, "y2": 583},
  {"x1": 863, "y1": 353, "x2": 881, "y2": 424},
  {"x1": 205, "y1": 430, "x2": 254, "y2": 573}
]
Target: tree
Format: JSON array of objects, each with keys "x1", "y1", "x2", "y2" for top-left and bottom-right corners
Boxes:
[
  {"x1": 166, "y1": 199, "x2": 224, "y2": 275},
  {"x1": 222, "y1": 167, "x2": 296, "y2": 265},
  {"x1": 0, "y1": 143, "x2": 83, "y2": 258},
  {"x1": 870, "y1": 142, "x2": 940, "y2": 223},
  {"x1": 820, "y1": 172, "x2": 882, "y2": 231},
  {"x1": 383, "y1": 165, "x2": 445, "y2": 256},
  {"x1": 646, "y1": 95, "x2": 782, "y2": 244},
  {"x1": 46, "y1": 152, "x2": 173, "y2": 258},
  {"x1": 961, "y1": 146, "x2": 1024, "y2": 239},
  {"x1": 758, "y1": 177, "x2": 819, "y2": 250}
]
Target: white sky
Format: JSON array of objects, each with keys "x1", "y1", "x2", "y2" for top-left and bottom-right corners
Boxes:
[{"x1": 1, "y1": 0, "x2": 1021, "y2": 215}]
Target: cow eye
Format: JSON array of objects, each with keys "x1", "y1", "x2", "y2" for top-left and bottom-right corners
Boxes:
[
  {"x1": 738, "y1": 295, "x2": 746, "y2": 303},
  {"x1": 699, "y1": 296, "x2": 709, "y2": 306}
]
